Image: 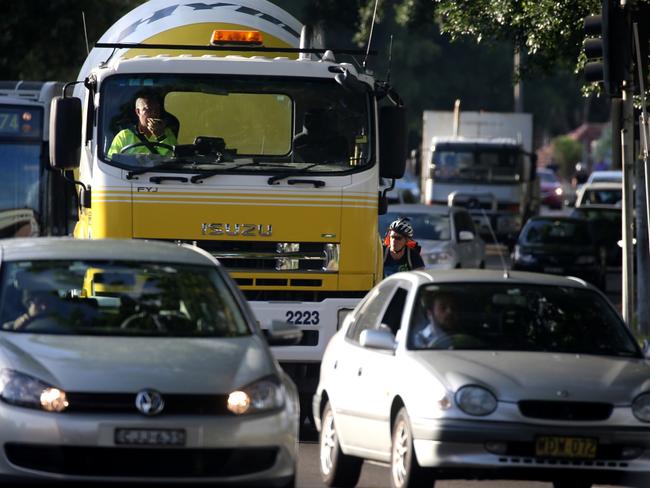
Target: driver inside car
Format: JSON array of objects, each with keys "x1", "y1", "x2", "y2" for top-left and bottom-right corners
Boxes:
[
  {"x1": 6, "y1": 290, "x2": 62, "y2": 330},
  {"x1": 106, "y1": 91, "x2": 177, "y2": 158}
]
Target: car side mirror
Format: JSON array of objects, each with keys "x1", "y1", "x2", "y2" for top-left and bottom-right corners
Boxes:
[
  {"x1": 264, "y1": 320, "x2": 303, "y2": 346},
  {"x1": 458, "y1": 230, "x2": 475, "y2": 242},
  {"x1": 359, "y1": 327, "x2": 396, "y2": 351}
]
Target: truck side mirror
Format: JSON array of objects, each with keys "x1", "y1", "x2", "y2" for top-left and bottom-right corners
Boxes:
[
  {"x1": 49, "y1": 96, "x2": 82, "y2": 171},
  {"x1": 379, "y1": 105, "x2": 407, "y2": 179}
]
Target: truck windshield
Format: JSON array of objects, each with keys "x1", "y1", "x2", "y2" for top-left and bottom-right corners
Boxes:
[
  {"x1": 432, "y1": 146, "x2": 523, "y2": 183},
  {"x1": 0, "y1": 105, "x2": 44, "y2": 237},
  {"x1": 100, "y1": 74, "x2": 371, "y2": 174}
]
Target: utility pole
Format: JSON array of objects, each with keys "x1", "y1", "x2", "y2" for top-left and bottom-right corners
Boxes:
[{"x1": 621, "y1": 78, "x2": 635, "y2": 325}]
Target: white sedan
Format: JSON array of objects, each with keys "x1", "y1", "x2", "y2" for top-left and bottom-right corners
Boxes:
[
  {"x1": 0, "y1": 238, "x2": 299, "y2": 486},
  {"x1": 313, "y1": 269, "x2": 650, "y2": 488}
]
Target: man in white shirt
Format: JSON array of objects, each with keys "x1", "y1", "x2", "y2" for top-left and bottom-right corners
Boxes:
[{"x1": 412, "y1": 292, "x2": 460, "y2": 348}]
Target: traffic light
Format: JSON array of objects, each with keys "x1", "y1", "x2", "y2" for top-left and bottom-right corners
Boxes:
[{"x1": 583, "y1": 0, "x2": 628, "y2": 97}]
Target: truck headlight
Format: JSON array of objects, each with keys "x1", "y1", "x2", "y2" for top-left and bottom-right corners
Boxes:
[
  {"x1": 455, "y1": 385, "x2": 497, "y2": 416},
  {"x1": 632, "y1": 393, "x2": 650, "y2": 422},
  {"x1": 227, "y1": 376, "x2": 285, "y2": 415},
  {"x1": 0, "y1": 369, "x2": 68, "y2": 412}
]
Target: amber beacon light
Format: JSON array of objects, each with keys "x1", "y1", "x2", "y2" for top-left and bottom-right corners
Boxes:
[{"x1": 211, "y1": 30, "x2": 264, "y2": 46}]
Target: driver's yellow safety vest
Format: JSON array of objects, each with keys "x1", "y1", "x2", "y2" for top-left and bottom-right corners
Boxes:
[{"x1": 106, "y1": 127, "x2": 177, "y2": 157}]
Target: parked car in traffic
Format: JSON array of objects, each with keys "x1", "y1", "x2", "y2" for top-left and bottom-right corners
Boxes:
[
  {"x1": 511, "y1": 216, "x2": 607, "y2": 290},
  {"x1": 575, "y1": 182, "x2": 622, "y2": 208},
  {"x1": 570, "y1": 205, "x2": 622, "y2": 267},
  {"x1": 379, "y1": 204, "x2": 486, "y2": 269},
  {"x1": 313, "y1": 269, "x2": 650, "y2": 488},
  {"x1": 0, "y1": 238, "x2": 299, "y2": 486},
  {"x1": 538, "y1": 167, "x2": 564, "y2": 209}
]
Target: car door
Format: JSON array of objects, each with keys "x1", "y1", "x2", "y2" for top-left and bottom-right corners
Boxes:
[
  {"x1": 333, "y1": 281, "x2": 401, "y2": 452},
  {"x1": 351, "y1": 285, "x2": 410, "y2": 457}
]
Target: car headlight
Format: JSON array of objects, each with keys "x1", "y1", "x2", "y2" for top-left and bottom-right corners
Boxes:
[
  {"x1": 576, "y1": 255, "x2": 596, "y2": 265},
  {"x1": 227, "y1": 376, "x2": 285, "y2": 415},
  {"x1": 455, "y1": 385, "x2": 497, "y2": 416},
  {"x1": 423, "y1": 250, "x2": 454, "y2": 265},
  {"x1": 632, "y1": 393, "x2": 650, "y2": 422},
  {"x1": 0, "y1": 369, "x2": 68, "y2": 412}
]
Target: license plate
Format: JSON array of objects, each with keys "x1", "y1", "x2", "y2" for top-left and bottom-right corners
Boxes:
[
  {"x1": 115, "y1": 428, "x2": 186, "y2": 446},
  {"x1": 543, "y1": 266, "x2": 564, "y2": 274},
  {"x1": 535, "y1": 436, "x2": 597, "y2": 459}
]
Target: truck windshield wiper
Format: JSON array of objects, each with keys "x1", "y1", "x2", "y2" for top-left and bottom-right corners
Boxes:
[
  {"x1": 125, "y1": 160, "x2": 196, "y2": 179},
  {"x1": 189, "y1": 161, "x2": 306, "y2": 184},
  {"x1": 267, "y1": 164, "x2": 321, "y2": 185}
]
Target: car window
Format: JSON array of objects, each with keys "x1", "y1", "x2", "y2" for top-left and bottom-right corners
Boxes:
[
  {"x1": 407, "y1": 283, "x2": 640, "y2": 357},
  {"x1": 584, "y1": 189, "x2": 622, "y2": 205},
  {"x1": 347, "y1": 281, "x2": 399, "y2": 342},
  {"x1": 0, "y1": 260, "x2": 251, "y2": 337}
]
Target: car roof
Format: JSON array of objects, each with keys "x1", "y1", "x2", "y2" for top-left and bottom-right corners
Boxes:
[
  {"x1": 387, "y1": 268, "x2": 593, "y2": 289},
  {"x1": 588, "y1": 170, "x2": 622, "y2": 182},
  {"x1": 0, "y1": 238, "x2": 214, "y2": 266},
  {"x1": 526, "y1": 215, "x2": 586, "y2": 225},
  {"x1": 386, "y1": 204, "x2": 458, "y2": 215}
]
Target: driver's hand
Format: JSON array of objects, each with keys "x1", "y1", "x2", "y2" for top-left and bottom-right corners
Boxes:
[{"x1": 147, "y1": 118, "x2": 165, "y2": 138}]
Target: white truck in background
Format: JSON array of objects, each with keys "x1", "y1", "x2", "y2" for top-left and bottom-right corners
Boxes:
[{"x1": 420, "y1": 110, "x2": 539, "y2": 245}]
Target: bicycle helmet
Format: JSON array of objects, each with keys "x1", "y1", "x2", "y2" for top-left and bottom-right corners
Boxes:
[{"x1": 388, "y1": 217, "x2": 414, "y2": 238}]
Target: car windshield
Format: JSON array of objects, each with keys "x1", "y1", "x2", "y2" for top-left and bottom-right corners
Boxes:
[
  {"x1": 0, "y1": 260, "x2": 251, "y2": 337},
  {"x1": 582, "y1": 188, "x2": 622, "y2": 206},
  {"x1": 380, "y1": 212, "x2": 451, "y2": 240},
  {"x1": 408, "y1": 283, "x2": 640, "y2": 357},
  {"x1": 100, "y1": 74, "x2": 371, "y2": 174},
  {"x1": 539, "y1": 171, "x2": 558, "y2": 183},
  {"x1": 521, "y1": 219, "x2": 592, "y2": 246}
]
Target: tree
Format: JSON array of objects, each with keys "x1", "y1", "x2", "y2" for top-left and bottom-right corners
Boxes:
[
  {"x1": 552, "y1": 135, "x2": 582, "y2": 179},
  {"x1": 355, "y1": 0, "x2": 601, "y2": 77}
]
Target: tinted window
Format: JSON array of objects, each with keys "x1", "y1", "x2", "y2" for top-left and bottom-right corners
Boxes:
[
  {"x1": 408, "y1": 283, "x2": 639, "y2": 357},
  {"x1": 0, "y1": 260, "x2": 250, "y2": 337}
]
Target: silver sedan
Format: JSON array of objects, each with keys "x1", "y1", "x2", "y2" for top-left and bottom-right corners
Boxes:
[
  {"x1": 313, "y1": 269, "x2": 650, "y2": 488},
  {"x1": 0, "y1": 238, "x2": 299, "y2": 486}
]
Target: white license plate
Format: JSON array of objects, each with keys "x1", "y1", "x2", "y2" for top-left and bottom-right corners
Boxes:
[
  {"x1": 544, "y1": 267, "x2": 563, "y2": 274},
  {"x1": 115, "y1": 428, "x2": 186, "y2": 446}
]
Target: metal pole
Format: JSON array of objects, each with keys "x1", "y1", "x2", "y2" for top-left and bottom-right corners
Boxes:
[{"x1": 621, "y1": 80, "x2": 635, "y2": 326}]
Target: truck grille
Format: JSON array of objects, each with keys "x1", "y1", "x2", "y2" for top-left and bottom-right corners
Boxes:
[{"x1": 193, "y1": 240, "x2": 339, "y2": 273}]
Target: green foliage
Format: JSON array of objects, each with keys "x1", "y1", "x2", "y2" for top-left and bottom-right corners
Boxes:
[{"x1": 552, "y1": 135, "x2": 582, "y2": 178}]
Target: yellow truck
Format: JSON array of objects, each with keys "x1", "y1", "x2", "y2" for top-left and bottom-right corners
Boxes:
[{"x1": 49, "y1": 0, "x2": 406, "y2": 409}]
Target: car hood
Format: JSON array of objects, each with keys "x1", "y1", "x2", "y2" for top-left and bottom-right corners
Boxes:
[
  {"x1": 416, "y1": 350, "x2": 650, "y2": 404},
  {"x1": 0, "y1": 333, "x2": 276, "y2": 393}
]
